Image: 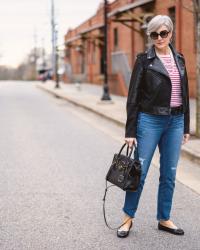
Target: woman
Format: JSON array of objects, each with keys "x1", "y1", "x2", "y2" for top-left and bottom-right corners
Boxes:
[{"x1": 117, "y1": 15, "x2": 190, "y2": 238}]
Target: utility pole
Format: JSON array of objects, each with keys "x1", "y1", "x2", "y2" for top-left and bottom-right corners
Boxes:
[
  {"x1": 33, "y1": 29, "x2": 38, "y2": 80},
  {"x1": 51, "y1": 0, "x2": 55, "y2": 75},
  {"x1": 51, "y1": 0, "x2": 59, "y2": 88},
  {"x1": 101, "y1": 0, "x2": 111, "y2": 101}
]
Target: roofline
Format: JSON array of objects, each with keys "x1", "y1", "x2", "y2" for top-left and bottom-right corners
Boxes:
[
  {"x1": 79, "y1": 23, "x2": 104, "y2": 34},
  {"x1": 108, "y1": 0, "x2": 155, "y2": 17},
  {"x1": 65, "y1": 23, "x2": 104, "y2": 44},
  {"x1": 65, "y1": 35, "x2": 81, "y2": 44}
]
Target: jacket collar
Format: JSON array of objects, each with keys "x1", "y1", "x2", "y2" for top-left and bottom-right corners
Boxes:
[
  {"x1": 146, "y1": 43, "x2": 184, "y2": 79},
  {"x1": 146, "y1": 44, "x2": 156, "y2": 59},
  {"x1": 146, "y1": 43, "x2": 180, "y2": 59}
]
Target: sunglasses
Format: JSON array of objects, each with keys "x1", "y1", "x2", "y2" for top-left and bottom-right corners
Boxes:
[{"x1": 150, "y1": 30, "x2": 170, "y2": 40}]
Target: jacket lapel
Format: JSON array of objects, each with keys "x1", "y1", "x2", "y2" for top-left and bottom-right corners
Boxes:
[
  {"x1": 146, "y1": 45, "x2": 170, "y2": 79},
  {"x1": 169, "y1": 44, "x2": 185, "y2": 80},
  {"x1": 148, "y1": 57, "x2": 170, "y2": 79},
  {"x1": 146, "y1": 44, "x2": 185, "y2": 80}
]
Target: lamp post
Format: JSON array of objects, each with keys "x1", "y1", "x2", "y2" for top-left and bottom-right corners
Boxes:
[{"x1": 101, "y1": 0, "x2": 111, "y2": 101}]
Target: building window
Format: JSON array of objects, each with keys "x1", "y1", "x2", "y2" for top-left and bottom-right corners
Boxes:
[
  {"x1": 169, "y1": 7, "x2": 176, "y2": 47},
  {"x1": 114, "y1": 28, "x2": 118, "y2": 50}
]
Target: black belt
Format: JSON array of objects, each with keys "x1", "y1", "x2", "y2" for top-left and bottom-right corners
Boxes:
[{"x1": 170, "y1": 105, "x2": 183, "y2": 115}]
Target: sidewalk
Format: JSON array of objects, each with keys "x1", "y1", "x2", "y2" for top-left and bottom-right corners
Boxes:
[{"x1": 37, "y1": 81, "x2": 200, "y2": 165}]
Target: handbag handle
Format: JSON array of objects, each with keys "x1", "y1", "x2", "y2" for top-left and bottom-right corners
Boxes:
[
  {"x1": 118, "y1": 143, "x2": 133, "y2": 158},
  {"x1": 118, "y1": 143, "x2": 139, "y2": 160}
]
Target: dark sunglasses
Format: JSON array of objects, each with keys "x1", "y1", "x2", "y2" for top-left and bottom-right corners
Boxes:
[{"x1": 150, "y1": 30, "x2": 170, "y2": 40}]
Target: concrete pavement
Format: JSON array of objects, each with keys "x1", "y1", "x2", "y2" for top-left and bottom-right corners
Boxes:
[{"x1": 37, "y1": 81, "x2": 200, "y2": 165}]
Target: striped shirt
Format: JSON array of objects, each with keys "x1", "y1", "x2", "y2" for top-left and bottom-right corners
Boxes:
[{"x1": 158, "y1": 53, "x2": 182, "y2": 107}]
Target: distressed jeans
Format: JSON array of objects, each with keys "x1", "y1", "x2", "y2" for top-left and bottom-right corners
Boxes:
[{"x1": 123, "y1": 112, "x2": 184, "y2": 220}]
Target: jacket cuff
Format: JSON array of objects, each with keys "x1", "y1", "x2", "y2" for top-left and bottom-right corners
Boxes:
[
  {"x1": 184, "y1": 125, "x2": 190, "y2": 134},
  {"x1": 125, "y1": 126, "x2": 137, "y2": 138},
  {"x1": 184, "y1": 112, "x2": 190, "y2": 134}
]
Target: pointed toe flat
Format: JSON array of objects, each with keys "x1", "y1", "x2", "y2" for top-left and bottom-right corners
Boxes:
[
  {"x1": 117, "y1": 221, "x2": 133, "y2": 238},
  {"x1": 158, "y1": 223, "x2": 184, "y2": 235}
]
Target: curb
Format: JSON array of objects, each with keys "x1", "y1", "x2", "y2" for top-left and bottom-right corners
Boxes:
[
  {"x1": 37, "y1": 83, "x2": 200, "y2": 166},
  {"x1": 181, "y1": 145, "x2": 200, "y2": 165}
]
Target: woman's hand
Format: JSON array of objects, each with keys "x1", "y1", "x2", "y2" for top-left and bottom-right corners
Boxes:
[
  {"x1": 182, "y1": 134, "x2": 190, "y2": 144},
  {"x1": 125, "y1": 137, "x2": 137, "y2": 148}
]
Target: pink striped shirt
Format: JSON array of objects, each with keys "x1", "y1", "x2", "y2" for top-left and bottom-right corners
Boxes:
[{"x1": 159, "y1": 54, "x2": 182, "y2": 107}]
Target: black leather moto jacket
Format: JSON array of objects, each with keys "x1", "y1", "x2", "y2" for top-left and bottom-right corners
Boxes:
[{"x1": 125, "y1": 43, "x2": 190, "y2": 138}]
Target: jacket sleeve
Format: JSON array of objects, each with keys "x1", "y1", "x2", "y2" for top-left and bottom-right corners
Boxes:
[
  {"x1": 184, "y1": 66, "x2": 190, "y2": 134},
  {"x1": 125, "y1": 55, "x2": 144, "y2": 138}
]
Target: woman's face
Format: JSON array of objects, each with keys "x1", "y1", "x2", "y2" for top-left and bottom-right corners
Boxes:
[{"x1": 150, "y1": 25, "x2": 172, "y2": 50}]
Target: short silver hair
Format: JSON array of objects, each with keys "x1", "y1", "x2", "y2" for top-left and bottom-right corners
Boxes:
[{"x1": 147, "y1": 15, "x2": 173, "y2": 35}]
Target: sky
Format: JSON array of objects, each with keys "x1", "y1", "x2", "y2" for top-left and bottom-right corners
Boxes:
[{"x1": 0, "y1": 0, "x2": 104, "y2": 67}]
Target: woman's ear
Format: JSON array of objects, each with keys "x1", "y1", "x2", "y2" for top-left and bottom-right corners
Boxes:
[
  {"x1": 169, "y1": 31, "x2": 173, "y2": 40},
  {"x1": 169, "y1": 32, "x2": 173, "y2": 43}
]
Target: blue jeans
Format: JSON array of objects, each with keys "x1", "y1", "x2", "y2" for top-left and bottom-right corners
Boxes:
[{"x1": 123, "y1": 112, "x2": 184, "y2": 220}]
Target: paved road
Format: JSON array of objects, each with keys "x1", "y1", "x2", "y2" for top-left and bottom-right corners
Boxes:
[{"x1": 0, "y1": 81, "x2": 199, "y2": 250}]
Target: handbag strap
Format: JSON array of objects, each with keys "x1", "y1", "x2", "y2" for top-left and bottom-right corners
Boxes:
[{"x1": 102, "y1": 181, "x2": 132, "y2": 230}]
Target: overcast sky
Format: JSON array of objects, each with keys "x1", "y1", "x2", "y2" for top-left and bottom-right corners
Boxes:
[{"x1": 0, "y1": 0, "x2": 104, "y2": 67}]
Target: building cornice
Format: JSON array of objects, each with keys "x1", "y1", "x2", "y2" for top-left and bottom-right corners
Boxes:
[
  {"x1": 65, "y1": 35, "x2": 81, "y2": 44},
  {"x1": 79, "y1": 23, "x2": 104, "y2": 34},
  {"x1": 108, "y1": 0, "x2": 155, "y2": 17}
]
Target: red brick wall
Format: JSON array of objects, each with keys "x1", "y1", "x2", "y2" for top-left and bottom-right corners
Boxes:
[{"x1": 64, "y1": 0, "x2": 196, "y2": 97}]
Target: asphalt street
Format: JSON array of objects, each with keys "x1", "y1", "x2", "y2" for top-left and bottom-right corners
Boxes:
[{"x1": 0, "y1": 81, "x2": 199, "y2": 250}]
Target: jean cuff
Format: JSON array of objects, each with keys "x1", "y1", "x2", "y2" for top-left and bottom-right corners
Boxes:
[
  {"x1": 157, "y1": 217, "x2": 170, "y2": 221},
  {"x1": 122, "y1": 208, "x2": 135, "y2": 218}
]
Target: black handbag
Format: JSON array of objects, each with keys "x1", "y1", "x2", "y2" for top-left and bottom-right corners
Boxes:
[{"x1": 103, "y1": 143, "x2": 141, "y2": 230}]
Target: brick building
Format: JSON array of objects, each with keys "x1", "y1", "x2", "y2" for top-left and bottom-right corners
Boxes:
[{"x1": 64, "y1": 0, "x2": 196, "y2": 97}]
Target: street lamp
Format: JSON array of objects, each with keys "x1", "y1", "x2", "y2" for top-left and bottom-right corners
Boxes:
[{"x1": 101, "y1": 0, "x2": 111, "y2": 101}]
